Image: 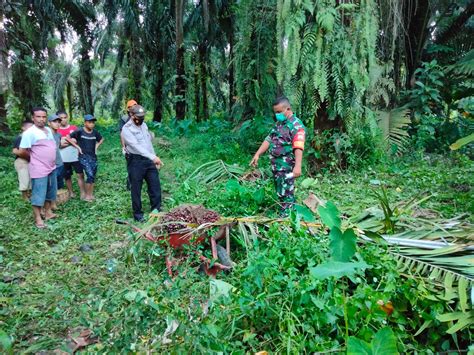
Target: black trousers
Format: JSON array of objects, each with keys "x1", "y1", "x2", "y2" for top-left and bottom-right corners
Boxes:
[{"x1": 127, "y1": 155, "x2": 162, "y2": 220}]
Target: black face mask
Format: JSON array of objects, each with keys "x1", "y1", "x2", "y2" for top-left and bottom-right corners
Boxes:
[{"x1": 133, "y1": 117, "x2": 145, "y2": 126}]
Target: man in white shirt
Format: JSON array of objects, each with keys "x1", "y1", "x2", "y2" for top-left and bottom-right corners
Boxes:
[{"x1": 121, "y1": 105, "x2": 163, "y2": 222}]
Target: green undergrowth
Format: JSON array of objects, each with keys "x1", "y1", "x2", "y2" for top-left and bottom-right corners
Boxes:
[{"x1": 0, "y1": 122, "x2": 472, "y2": 352}]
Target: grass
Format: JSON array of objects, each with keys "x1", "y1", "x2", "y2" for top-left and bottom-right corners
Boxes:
[{"x1": 0, "y1": 123, "x2": 472, "y2": 352}]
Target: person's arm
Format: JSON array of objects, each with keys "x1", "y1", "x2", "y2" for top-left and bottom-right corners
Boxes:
[
  {"x1": 16, "y1": 148, "x2": 30, "y2": 161},
  {"x1": 121, "y1": 128, "x2": 158, "y2": 162},
  {"x1": 18, "y1": 133, "x2": 32, "y2": 161},
  {"x1": 95, "y1": 137, "x2": 104, "y2": 152},
  {"x1": 12, "y1": 136, "x2": 22, "y2": 156},
  {"x1": 293, "y1": 149, "x2": 303, "y2": 178},
  {"x1": 65, "y1": 133, "x2": 83, "y2": 155},
  {"x1": 250, "y1": 140, "x2": 270, "y2": 167},
  {"x1": 95, "y1": 131, "x2": 104, "y2": 152},
  {"x1": 291, "y1": 123, "x2": 306, "y2": 178}
]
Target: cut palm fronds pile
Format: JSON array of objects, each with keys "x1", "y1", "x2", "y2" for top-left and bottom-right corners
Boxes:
[
  {"x1": 143, "y1": 200, "x2": 474, "y2": 334},
  {"x1": 184, "y1": 160, "x2": 245, "y2": 185},
  {"x1": 352, "y1": 206, "x2": 474, "y2": 278}
]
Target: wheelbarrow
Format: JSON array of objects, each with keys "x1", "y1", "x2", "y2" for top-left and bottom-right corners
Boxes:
[{"x1": 116, "y1": 219, "x2": 233, "y2": 277}]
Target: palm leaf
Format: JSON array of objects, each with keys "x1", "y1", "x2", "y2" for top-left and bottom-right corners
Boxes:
[
  {"x1": 450, "y1": 133, "x2": 474, "y2": 150},
  {"x1": 376, "y1": 106, "x2": 411, "y2": 154},
  {"x1": 184, "y1": 160, "x2": 245, "y2": 185},
  {"x1": 445, "y1": 49, "x2": 474, "y2": 76}
]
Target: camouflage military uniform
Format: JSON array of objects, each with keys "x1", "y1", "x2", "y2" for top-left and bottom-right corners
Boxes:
[{"x1": 265, "y1": 115, "x2": 306, "y2": 214}]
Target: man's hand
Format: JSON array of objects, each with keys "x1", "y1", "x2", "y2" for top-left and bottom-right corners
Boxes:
[
  {"x1": 250, "y1": 154, "x2": 259, "y2": 167},
  {"x1": 77, "y1": 147, "x2": 83, "y2": 155},
  {"x1": 153, "y1": 157, "x2": 163, "y2": 168},
  {"x1": 292, "y1": 165, "x2": 302, "y2": 178}
]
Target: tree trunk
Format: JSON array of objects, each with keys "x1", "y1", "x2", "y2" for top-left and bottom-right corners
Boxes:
[
  {"x1": 392, "y1": 41, "x2": 402, "y2": 105},
  {"x1": 153, "y1": 51, "x2": 165, "y2": 122},
  {"x1": 175, "y1": 0, "x2": 186, "y2": 120},
  {"x1": 198, "y1": 43, "x2": 208, "y2": 121},
  {"x1": 130, "y1": 39, "x2": 143, "y2": 103},
  {"x1": 0, "y1": 8, "x2": 8, "y2": 131},
  {"x1": 66, "y1": 80, "x2": 73, "y2": 119},
  {"x1": 228, "y1": 31, "x2": 235, "y2": 112},
  {"x1": 314, "y1": 100, "x2": 343, "y2": 133},
  {"x1": 403, "y1": 0, "x2": 431, "y2": 88},
  {"x1": 311, "y1": 100, "x2": 344, "y2": 170},
  {"x1": 79, "y1": 34, "x2": 94, "y2": 115},
  {"x1": 193, "y1": 51, "x2": 201, "y2": 121}
]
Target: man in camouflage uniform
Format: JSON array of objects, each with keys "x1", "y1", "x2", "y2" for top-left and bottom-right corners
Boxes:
[{"x1": 250, "y1": 96, "x2": 306, "y2": 215}]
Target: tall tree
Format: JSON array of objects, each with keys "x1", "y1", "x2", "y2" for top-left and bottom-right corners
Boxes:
[
  {"x1": 233, "y1": 0, "x2": 278, "y2": 120},
  {"x1": 143, "y1": 0, "x2": 174, "y2": 122},
  {"x1": 0, "y1": 5, "x2": 8, "y2": 129},
  {"x1": 175, "y1": 0, "x2": 186, "y2": 120},
  {"x1": 78, "y1": 30, "x2": 94, "y2": 114},
  {"x1": 403, "y1": 0, "x2": 431, "y2": 88}
]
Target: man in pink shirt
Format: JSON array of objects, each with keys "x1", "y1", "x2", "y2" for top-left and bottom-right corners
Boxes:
[{"x1": 17, "y1": 107, "x2": 58, "y2": 228}]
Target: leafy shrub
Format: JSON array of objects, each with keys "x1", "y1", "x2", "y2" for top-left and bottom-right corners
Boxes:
[
  {"x1": 405, "y1": 60, "x2": 473, "y2": 152},
  {"x1": 307, "y1": 128, "x2": 383, "y2": 172}
]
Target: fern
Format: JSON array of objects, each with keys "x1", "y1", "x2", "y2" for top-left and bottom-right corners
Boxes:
[{"x1": 277, "y1": 0, "x2": 380, "y2": 134}]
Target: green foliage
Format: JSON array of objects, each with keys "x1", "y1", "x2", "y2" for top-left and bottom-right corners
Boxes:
[
  {"x1": 317, "y1": 201, "x2": 341, "y2": 229},
  {"x1": 233, "y1": 0, "x2": 278, "y2": 120},
  {"x1": 450, "y1": 133, "x2": 474, "y2": 150},
  {"x1": 310, "y1": 261, "x2": 371, "y2": 281},
  {"x1": 307, "y1": 128, "x2": 384, "y2": 171},
  {"x1": 329, "y1": 227, "x2": 357, "y2": 262},
  {"x1": 236, "y1": 115, "x2": 275, "y2": 153},
  {"x1": 376, "y1": 107, "x2": 411, "y2": 154},
  {"x1": 348, "y1": 327, "x2": 399, "y2": 355},
  {"x1": 277, "y1": 0, "x2": 380, "y2": 133},
  {"x1": 223, "y1": 179, "x2": 270, "y2": 215},
  {"x1": 405, "y1": 56, "x2": 474, "y2": 153},
  {"x1": 0, "y1": 127, "x2": 473, "y2": 352},
  {"x1": 371, "y1": 187, "x2": 398, "y2": 234}
]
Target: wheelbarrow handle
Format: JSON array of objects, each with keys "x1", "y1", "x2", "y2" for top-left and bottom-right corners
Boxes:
[{"x1": 116, "y1": 219, "x2": 157, "y2": 241}]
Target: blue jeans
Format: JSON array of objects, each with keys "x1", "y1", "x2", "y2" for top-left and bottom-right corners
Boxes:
[
  {"x1": 31, "y1": 170, "x2": 57, "y2": 207},
  {"x1": 56, "y1": 165, "x2": 65, "y2": 189}
]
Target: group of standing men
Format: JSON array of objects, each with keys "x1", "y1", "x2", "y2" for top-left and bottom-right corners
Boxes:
[
  {"x1": 13, "y1": 108, "x2": 103, "y2": 228},
  {"x1": 13, "y1": 95, "x2": 305, "y2": 227},
  {"x1": 13, "y1": 100, "x2": 164, "y2": 228}
]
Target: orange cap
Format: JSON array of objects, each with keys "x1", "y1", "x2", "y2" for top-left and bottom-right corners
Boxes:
[{"x1": 127, "y1": 99, "x2": 138, "y2": 109}]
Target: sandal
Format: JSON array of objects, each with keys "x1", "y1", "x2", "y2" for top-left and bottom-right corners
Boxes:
[{"x1": 35, "y1": 223, "x2": 47, "y2": 229}]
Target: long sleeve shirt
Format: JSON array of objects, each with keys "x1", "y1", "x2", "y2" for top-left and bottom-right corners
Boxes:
[{"x1": 121, "y1": 120, "x2": 157, "y2": 161}]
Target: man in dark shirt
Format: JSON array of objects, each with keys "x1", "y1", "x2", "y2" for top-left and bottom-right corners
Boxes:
[{"x1": 69, "y1": 114, "x2": 104, "y2": 201}]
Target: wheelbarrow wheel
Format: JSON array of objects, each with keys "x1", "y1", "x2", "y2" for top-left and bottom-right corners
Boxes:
[
  {"x1": 216, "y1": 244, "x2": 233, "y2": 268},
  {"x1": 198, "y1": 244, "x2": 234, "y2": 276}
]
